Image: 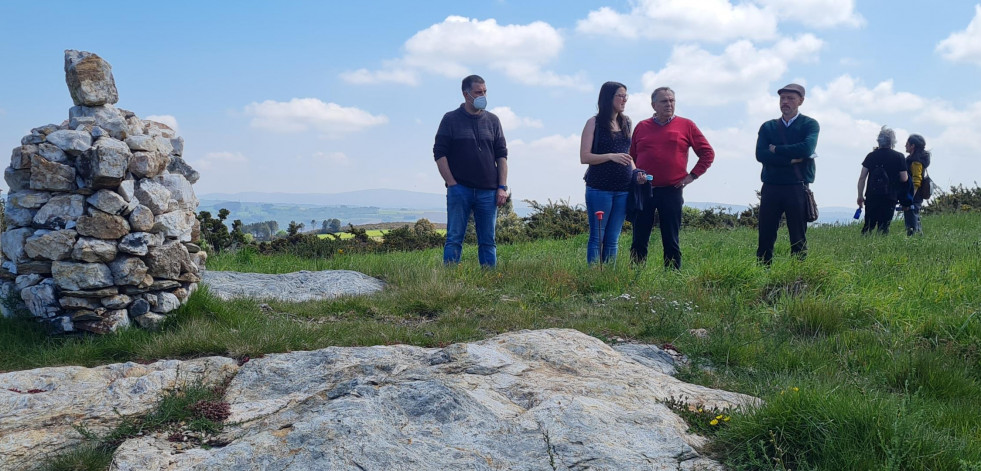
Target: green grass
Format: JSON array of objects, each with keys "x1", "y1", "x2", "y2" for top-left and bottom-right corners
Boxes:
[{"x1": 4, "y1": 213, "x2": 981, "y2": 469}]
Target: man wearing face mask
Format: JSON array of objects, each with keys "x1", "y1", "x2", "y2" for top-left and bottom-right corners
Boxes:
[{"x1": 434, "y1": 74, "x2": 509, "y2": 267}]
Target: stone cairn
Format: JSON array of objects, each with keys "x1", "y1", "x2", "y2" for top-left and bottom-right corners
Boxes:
[{"x1": 0, "y1": 50, "x2": 204, "y2": 334}]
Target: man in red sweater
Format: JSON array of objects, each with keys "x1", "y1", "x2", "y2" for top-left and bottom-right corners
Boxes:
[{"x1": 629, "y1": 87, "x2": 715, "y2": 269}]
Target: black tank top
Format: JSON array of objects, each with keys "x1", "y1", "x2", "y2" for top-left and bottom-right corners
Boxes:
[{"x1": 584, "y1": 122, "x2": 632, "y2": 191}]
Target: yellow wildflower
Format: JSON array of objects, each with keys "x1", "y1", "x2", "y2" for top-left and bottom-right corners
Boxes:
[
  {"x1": 710, "y1": 419, "x2": 719, "y2": 426},
  {"x1": 716, "y1": 415, "x2": 723, "y2": 420},
  {"x1": 723, "y1": 416, "x2": 731, "y2": 422},
  {"x1": 792, "y1": 387, "x2": 799, "y2": 392}
]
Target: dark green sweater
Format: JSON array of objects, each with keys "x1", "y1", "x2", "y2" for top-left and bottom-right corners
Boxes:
[{"x1": 755, "y1": 114, "x2": 819, "y2": 184}]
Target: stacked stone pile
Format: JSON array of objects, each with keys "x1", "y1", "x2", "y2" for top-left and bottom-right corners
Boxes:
[{"x1": 0, "y1": 50, "x2": 204, "y2": 334}]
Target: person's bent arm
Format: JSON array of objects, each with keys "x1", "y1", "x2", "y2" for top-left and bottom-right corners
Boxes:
[
  {"x1": 435, "y1": 157, "x2": 457, "y2": 187},
  {"x1": 899, "y1": 170, "x2": 908, "y2": 183},
  {"x1": 688, "y1": 122, "x2": 715, "y2": 178},
  {"x1": 772, "y1": 119, "x2": 819, "y2": 159},
  {"x1": 580, "y1": 117, "x2": 631, "y2": 166},
  {"x1": 756, "y1": 124, "x2": 793, "y2": 166},
  {"x1": 857, "y1": 167, "x2": 869, "y2": 207}
]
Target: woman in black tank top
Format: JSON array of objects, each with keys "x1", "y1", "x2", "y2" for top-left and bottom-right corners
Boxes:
[{"x1": 579, "y1": 81, "x2": 634, "y2": 265}]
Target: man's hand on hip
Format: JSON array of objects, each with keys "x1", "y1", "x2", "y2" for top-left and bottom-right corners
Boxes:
[{"x1": 675, "y1": 174, "x2": 695, "y2": 189}]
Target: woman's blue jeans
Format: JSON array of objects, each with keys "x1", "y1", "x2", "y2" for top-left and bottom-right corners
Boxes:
[
  {"x1": 444, "y1": 184, "x2": 498, "y2": 267},
  {"x1": 585, "y1": 186, "x2": 628, "y2": 264}
]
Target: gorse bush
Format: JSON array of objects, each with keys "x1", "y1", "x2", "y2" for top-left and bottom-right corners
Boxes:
[
  {"x1": 682, "y1": 205, "x2": 759, "y2": 230},
  {"x1": 381, "y1": 220, "x2": 444, "y2": 252},
  {"x1": 923, "y1": 182, "x2": 981, "y2": 214},
  {"x1": 522, "y1": 199, "x2": 589, "y2": 240},
  {"x1": 197, "y1": 209, "x2": 247, "y2": 253}
]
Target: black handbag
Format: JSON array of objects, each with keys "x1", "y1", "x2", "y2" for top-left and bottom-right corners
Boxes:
[{"x1": 793, "y1": 164, "x2": 819, "y2": 223}]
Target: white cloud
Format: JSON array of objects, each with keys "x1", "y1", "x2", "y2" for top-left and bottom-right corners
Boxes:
[
  {"x1": 810, "y1": 76, "x2": 926, "y2": 114},
  {"x1": 936, "y1": 5, "x2": 981, "y2": 66},
  {"x1": 576, "y1": 0, "x2": 861, "y2": 42},
  {"x1": 344, "y1": 16, "x2": 588, "y2": 90},
  {"x1": 489, "y1": 106, "x2": 543, "y2": 131},
  {"x1": 508, "y1": 134, "x2": 588, "y2": 204},
  {"x1": 310, "y1": 151, "x2": 350, "y2": 165},
  {"x1": 340, "y1": 67, "x2": 419, "y2": 86},
  {"x1": 639, "y1": 35, "x2": 823, "y2": 106},
  {"x1": 756, "y1": 0, "x2": 864, "y2": 28},
  {"x1": 244, "y1": 98, "x2": 388, "y2": 138},
  {"x1": 144, "y1": 115, "x2": 179, "y2": 134},
  {"x1": 192, "y1": 151, "x2": 248, "y2": 171},
  {"x1": 577, "y1": 0, "x2": 778, "y2": 42}
]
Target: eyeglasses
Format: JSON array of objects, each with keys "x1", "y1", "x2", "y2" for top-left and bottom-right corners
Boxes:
[{"x1": 615, "y1": 94, "x2": 628, "y2": 100}]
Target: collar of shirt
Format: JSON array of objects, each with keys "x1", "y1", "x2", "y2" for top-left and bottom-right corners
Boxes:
[
  {"x1": 781, "y1": 113, "x2": 800, "y2": 127},
  {"x1": 653, "y1": 114, "x2": 675, "y2": 126}
]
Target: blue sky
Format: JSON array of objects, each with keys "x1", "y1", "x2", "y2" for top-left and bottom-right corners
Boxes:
[{"x1": 2, "y1": 0, "x2": 980, "y2": 208}]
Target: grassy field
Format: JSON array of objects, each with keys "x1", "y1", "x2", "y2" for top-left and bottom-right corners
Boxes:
[
  {"x1": 317, "y1": 229, "x2": 387, "y2": 240},
  {"x1": 3, "y1": 213, "x2": 980, "y2": 470},
  {"x1": 318, "y1": 228, "x2": 447, "y2": 240}
]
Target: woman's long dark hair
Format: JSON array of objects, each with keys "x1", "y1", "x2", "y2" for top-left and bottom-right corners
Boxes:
[{"x1": 595, "y1": 81, "x2": 630, "y2": 139}]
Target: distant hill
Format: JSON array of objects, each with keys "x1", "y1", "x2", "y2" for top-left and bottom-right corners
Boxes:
[
  {"x1": 197, "y1": 200, "x2": 446, "y2": 229},
  {"x1": 198, "y1": 190, "x2": 446, "y2": 210},
  {"x1": 197, "y1": 190, "x2": 861, "y2": 228}
]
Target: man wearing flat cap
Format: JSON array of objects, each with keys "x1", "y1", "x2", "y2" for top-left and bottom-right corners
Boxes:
[{"x1": 755, "y1": 83, "x2": 820, "y2": 265}]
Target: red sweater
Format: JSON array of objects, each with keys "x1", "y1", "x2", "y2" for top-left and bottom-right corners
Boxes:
[{"x1": 629, "y1": 116, "x2": 714, "y2": 186}]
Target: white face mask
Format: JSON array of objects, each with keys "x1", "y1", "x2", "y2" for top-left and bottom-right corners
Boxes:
[{"x1": 468, "y1": 91, "x2": 487, "y2": 110}]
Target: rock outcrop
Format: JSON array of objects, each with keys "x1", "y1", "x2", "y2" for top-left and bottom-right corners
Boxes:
[
  {"x1": 0, "y1": 329, "x2": 760, "y2": 470},
  {"x1": 1, "y1": 50, "x2": 203, "y2": 334},
  {"x1": 0, "y1": 357, "x2": 239, "y2": 469},
  {"x1": 201, "y1": 270, "x2": 386, "y2": 302}
]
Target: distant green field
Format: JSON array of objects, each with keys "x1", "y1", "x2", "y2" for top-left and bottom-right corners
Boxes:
[
  {"x1": 319, "y1": 229, "x2": 446, "y2": 240},
  {"x1": 318, "y1": 230, "x2": 386, "y2": 240}
]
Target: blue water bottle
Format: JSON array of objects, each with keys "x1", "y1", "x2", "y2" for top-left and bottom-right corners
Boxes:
[
  {"x1": 853, "y1": 207, "x2": 862, "y2": 219},
  {"x1": 646, "y1": 174, "x2": 653, "y2": 197}
]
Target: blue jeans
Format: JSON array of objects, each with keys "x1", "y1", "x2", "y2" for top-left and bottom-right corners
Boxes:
[
  {"x1": 444, "y1": 184, "x2": 498, "y2": 267},
  {"x1": 904, "y1": 194, "x2": 923, "y2": 236},
  {"x1": 585, "y1": 186, "x2": 628, "y2": 264}
]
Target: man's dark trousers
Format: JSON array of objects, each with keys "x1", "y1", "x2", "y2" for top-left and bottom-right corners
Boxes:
[
  {"x1": 756, "y1": 183, "x2": 808, "y2": 265},
  {"x1": 630, "y1": 186, "x2": 683, "y2": 269}
]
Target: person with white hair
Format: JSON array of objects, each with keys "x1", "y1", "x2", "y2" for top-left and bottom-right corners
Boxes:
[{"x1": 856, "y1": 125, "x2": 909, "y2": 235}]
